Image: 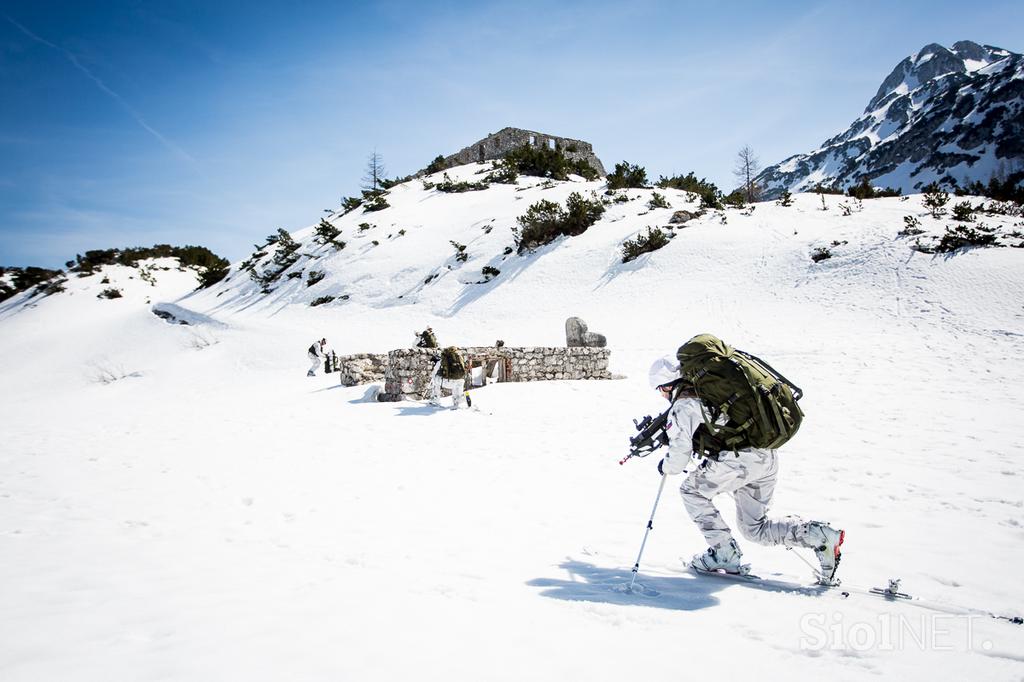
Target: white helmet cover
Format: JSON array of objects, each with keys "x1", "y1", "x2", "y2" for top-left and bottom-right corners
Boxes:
[{"x1": 648, "y1": 355, "x2": 681, "y2": 390}]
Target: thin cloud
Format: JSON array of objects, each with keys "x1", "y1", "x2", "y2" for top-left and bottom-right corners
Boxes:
[{"x1": 5, "y1": 15, "x2": 196, "y2": 164}]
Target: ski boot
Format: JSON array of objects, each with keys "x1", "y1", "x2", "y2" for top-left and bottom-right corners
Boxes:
[
  {"x1": 690, "y1": 539, "x2": 747, "y2": 574},
  {"x1": 805, "y1": 521, "x2": 845, "y2": 585}
]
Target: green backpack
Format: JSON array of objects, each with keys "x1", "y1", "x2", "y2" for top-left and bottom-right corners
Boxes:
[
  {"x1": 439, "y1": 346, "x2": 466, "y2": 380},
  {"x1": 676, "y1": 334, "x2": 803, "y2": 455}
]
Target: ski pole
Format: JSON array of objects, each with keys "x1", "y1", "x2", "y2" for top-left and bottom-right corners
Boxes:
[{"x1": 628, "y1": 473, "x2": 668, "y2": 592}]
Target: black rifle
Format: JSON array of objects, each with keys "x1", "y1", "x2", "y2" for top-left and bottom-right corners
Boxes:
[
  {"x1": 621, "y1": 409, "x2": 731, "y2": 465},
  {"x1": 620, "y1": 409, "x2": 671, "y2": 465}
]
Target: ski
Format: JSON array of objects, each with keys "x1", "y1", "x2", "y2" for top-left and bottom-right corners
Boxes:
[
  {"x1": 687, "y1": 562, "x2": 835, "y2": 597},
  {"x1": 686, "y1": 561, "x2": 1022, "y2": 625}
]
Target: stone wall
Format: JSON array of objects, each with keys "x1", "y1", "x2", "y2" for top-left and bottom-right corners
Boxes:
[
  {"x1": 374, "y1": 346, "x2": 614, "y2": 401},
  {"x1": 336, "y1": 352, "x2": 388, "y2": 387},
  {"x1": 433, "y1": 127, "x2": 607, "y2": 177}
]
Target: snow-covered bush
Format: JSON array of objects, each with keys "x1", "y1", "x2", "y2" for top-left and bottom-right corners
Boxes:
[
  {"x1": 657, "y1": 172, "x2": 721, "y2": 209},
  {"x1": 97, "y1": 287, "x2": 123, "y2": 299},
  {"x1": 310, "y1": 295, "x2": 335, "y2": 307},
  {"x1": 435, "y1": 173, "x2": 489, "y2": 193},
  {"x1": 514, "y1": 193, "x2": 605, "y2": 252},
  {"x1": 88, "y1": 361, "x2": 141, "y2": 384},
  {"x1": 811, "y1": 246, "x2": 832, "y2": 262},
  {"x1": 647, "y1": 192, "x2": 671, "y2": 210},
  {"x1": 621, "y1": 227, "x2": 671, "y2": 263},
  {"x1": 934, "y1": 224, "x2": 998, "y2": 252},
  {"x1": 450, "y1": 241, "x2": 468, "y2": 263},
  {"x1": 363, "y1": 193, "x2": 390, "y2": 212}
]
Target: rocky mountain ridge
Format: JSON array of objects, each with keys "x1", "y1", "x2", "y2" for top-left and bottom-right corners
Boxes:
[{"x1": 756, "y1": 40, "x2": 1024, "y2": 198}]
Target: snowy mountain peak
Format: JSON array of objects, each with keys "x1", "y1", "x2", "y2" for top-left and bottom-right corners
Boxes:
[
  {"x1": 757, "y1": 40, "x2": 1024, "y2": 198},
  {"x1": 869, "y1": 41, "x2": 1006, "y2": 112}
]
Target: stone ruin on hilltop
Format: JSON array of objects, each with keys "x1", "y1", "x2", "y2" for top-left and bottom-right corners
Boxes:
[{"x1": 424, "y1": 126, "x2": 607, "y2": 176}]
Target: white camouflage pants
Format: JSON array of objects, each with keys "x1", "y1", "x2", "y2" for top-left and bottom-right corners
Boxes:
[
  {"x1": 430, "y1": 376, "x2": 464, "y2": 408},
  {"x1": 680, "y1": 448, "x2": 815, "y2": 550},
  {"x1": 307, "y1": 352, "x2": 321, "y2": 376}
]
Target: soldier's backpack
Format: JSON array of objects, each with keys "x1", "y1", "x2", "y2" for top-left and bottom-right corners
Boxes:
[
  {"x1": 676, "y1": 334, "x2": 803, "y2": 455},
  {"x1": 439, "y1": 346, "x2": 466, "y2": 380}
]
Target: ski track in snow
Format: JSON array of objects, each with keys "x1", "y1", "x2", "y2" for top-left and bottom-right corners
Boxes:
[{"x1": 1, "y1": 182, "x2": 1023, "y2": 681}]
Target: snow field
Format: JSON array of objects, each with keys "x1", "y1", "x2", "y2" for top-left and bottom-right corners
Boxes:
[{"x1": 1, "y1": 183, "x2": 1023, "y2": 680}]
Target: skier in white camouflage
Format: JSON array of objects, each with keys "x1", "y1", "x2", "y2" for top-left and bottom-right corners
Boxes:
[
  {"x1": 648, "y1": 353, "x2": 845, "y2": 584},
  {"x1": 307, "y1": 338, "x2": 327, "y2": 377}
]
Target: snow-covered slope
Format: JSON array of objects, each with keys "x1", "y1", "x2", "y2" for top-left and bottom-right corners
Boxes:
[
  {"x1": 757, "y1": 40, "x2": 1024, "y2": 197},
  {"x1": 2, "y1": 173, "x2": 1024, "y2": 681}
]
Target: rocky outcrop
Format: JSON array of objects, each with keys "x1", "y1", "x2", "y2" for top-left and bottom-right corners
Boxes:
[{"x1": 565, "y1": 317, "x2": 607, "y2": 348}]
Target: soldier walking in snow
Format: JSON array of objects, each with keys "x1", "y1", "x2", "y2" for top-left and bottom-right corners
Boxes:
[
  {"x1": 429, "y1": 346, "x2": 467, "y2": 409},
  {"x1": 647, "y1": 335, "x2": 845, "y2": 584},
  {"x1": 307, "y1": 338, "x2": 327, "y2": 377}
]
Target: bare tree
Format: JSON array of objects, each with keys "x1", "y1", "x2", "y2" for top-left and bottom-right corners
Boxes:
[
  {"x1": 734, "y1": 145, "x2": 761, "y2": 203},
  {"x1": 362, "y1": 150, "x2": 387, "y2": 194}
]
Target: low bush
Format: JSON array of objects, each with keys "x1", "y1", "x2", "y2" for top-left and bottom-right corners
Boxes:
[
  {"x1": 951, "y1": 201, "x2": 975, "y2": 222},
  {"x1": 310, "y1": 295, "x2": 335, "y2": 307},
  {"x1": 483, "y1": 159, "x2": 519, "y2": 184},
  {"x1": 435, "y1": 173, "x2": 489, "y2": 193},
  {"x1": 315, "y1": 219, "x2": 341, "y2": 245},
  {"x1": 658, "y1": 172, "x2": 722, "y2": 208},
  {"x1": 810, "y1": 247, "x2": 832, "y2": 262},
  {"x1": 648, "y1": 192, "x2": 671, "y2": 210},
  {"x1": 363, "y1": 193, "x2": 390, "y2": 212},
  {"x1": 98, "y1": 287, "x2": 123, "y2": 299},
  {"x1": 934, "y1": 224, "x2": 998, "y2": 252},
  {"x1": 922, "y1": 183, "x2": 949, "y2": 218},
  {"x1": 424, "y1": 155, "x2": 448, "y2": 175},
  {"x1": 450, "y1": 240, "x2": 468, "y2": 262},
  {"x1": 0, "y1": 266, "x2": 62, "y2": 301},
  {"x1": 340, "y1": 196, "x2": 362, "y2": 214},
  {"x1": 898, "y1": 215, "x2": 924, "y2": 237},
  {"x1": 514, "y1": 192, "x2": 606, "y2": 252},
  {"x1": 847, "y1": 178, "x2": 901, "y2": 199},
  {"x1": 776, "y1": 190, "x2": 793, "y2": 207},
  {"x1": 621, "y1": 227, "x2": 670, "y2": 263},
  {"x1": 504, "y1": 144, "x2": 598, "y2": 180},
  {"x1": 307, "y1": 270, "x2": 326, "y2": 287},
  {"x1": 606, "y1": 161, "x2": 648, "y2": 190}
]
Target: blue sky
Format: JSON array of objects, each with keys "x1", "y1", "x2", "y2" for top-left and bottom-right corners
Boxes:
[{"x1": 2, "y1": 0, "x2": 1022, "y2": 268}]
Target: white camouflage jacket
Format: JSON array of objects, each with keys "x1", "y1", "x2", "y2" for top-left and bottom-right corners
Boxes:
[{"x1": 660, "y1": 396, "x2": 707, "y2": 475}]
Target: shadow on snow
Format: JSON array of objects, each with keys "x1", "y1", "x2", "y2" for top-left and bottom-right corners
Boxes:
[{"x1": 528, "y1": 559, "x2": 832, "y2": 612}]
